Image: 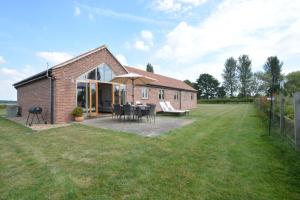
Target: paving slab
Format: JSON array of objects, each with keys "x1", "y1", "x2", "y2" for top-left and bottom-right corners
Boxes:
[{"x1": 81, "y1": 116, "x2": 194, "y2": 136}]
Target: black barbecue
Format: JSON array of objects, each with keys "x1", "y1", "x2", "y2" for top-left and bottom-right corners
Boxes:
[{"x1": 26, "y1": 106, "x2": 47, "y2": 126}]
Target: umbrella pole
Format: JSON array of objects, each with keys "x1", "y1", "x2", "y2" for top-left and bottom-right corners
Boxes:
[{"x1": 132, "y1": 79, "x2": 134, "y2": 104}]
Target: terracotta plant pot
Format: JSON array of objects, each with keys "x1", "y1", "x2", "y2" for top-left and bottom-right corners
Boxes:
[{"x1": 74, "y1": 116, "x2": 84, "y2": 122}]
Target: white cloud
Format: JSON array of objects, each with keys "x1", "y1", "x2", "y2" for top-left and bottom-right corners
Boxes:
[
  {"x1": 132, "y1": 30, "x2": 154, "y2": 51},
  {"x1": 36, "y1": 51, "x2": 73, "y2": 65},
  {"x1": 155, "y1": 0, "x2": 300, "y2": 81},
  {"x1": 0, "y1": 56, "x2": 6, "y2": 64},
  {"x1": 115, "y1": 54, "x2": 128, "y2": 65},
  {"x1": 0, "y1": 65, "x2": 37, "y2": 100},
  {"x1": 74, "y1": 6, "x2": 81, "y2": 16},
  {"x1": 153, "y1": 0, "x2": 182, "y2": 12},
  {"x1": 141, "y1": 30, "x2": 154, "y2": 45},
  {"x1": 77, "y1": 3, "x2": 171, "y2": 26},
  {"x1": 152, "y1": 0, "x2": 207, "y2": 12},
  {"x1": 133, "y1": 40, "x2": 150, "y2": 51}
]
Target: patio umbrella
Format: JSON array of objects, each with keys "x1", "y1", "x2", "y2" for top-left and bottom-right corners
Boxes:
[{"x1": 111, "y1": 73, "x2": 156, "y2": 104}]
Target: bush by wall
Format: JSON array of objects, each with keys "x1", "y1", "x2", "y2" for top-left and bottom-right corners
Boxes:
[{"x1": 198, "y1": 98, "x2": 254, "y2": 104}]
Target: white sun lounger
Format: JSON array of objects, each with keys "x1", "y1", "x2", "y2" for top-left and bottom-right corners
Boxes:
[
  {"x1": 159, "y1": 102, "x2": 186, "y2": 115},
  {"x1": 165, "y1": 101, "x2": 190, "y2": 115},
  {"x1": 165, "y1": 101, "x2": 190, "y2": 114}
]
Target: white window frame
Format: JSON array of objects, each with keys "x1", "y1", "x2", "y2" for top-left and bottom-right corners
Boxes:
[
  {"x1": 159, "y1": 89, "x2": 165, "y2": 100},
  {"x1": 141, "y1": 87, "x2": 149, "y2": 99}
]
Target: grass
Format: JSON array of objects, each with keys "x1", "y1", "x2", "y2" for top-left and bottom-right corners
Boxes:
[
  {"x1": 1, "y1": 104, "x2": 300, "y2": 199},
  {"x1": 0, "y1": 107, "x2": 5, "y2": 117}
]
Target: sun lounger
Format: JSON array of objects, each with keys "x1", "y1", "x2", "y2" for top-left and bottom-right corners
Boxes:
[
  {"x1": 159, "y1": 102, "x2": 186, "y2": 115},
  {"x1": 165, "y1": 101, "x2": 190, "y2": 115}
]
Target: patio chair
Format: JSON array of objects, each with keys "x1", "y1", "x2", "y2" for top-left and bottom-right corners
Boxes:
[
  {"x1": 134, "y1": 106, "x2": 143, "y2": 122},
  {"x1": 112, "y1": 104, "x2": 122, "y2": 120},
  {"x1": 123, "y1": 104, "x2": 133, "y2": 120},
  {"x1": 159, "y1": 102, "x2": 186, "y2": 115},
  {"x1": 165, "y1": 101, "x2": 190, "y2": 115},
  {"x1": 146, "y1": 103, "x2": 156, "y2": 123}
]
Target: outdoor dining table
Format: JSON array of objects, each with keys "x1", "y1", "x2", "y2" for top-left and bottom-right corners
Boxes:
[{"x1": 120, "y1": 104, "x2": 150, "y2": 120}]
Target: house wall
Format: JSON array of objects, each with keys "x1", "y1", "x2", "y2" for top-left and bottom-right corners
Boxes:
[
  {"x1": 17, "y1": 78, "x2": 51, "y2": 122},
  {"x1": 51, "y1": 48, "x2": 127, "y2": 123},
  {"x1": 126, "y1": 84, "x2": 197, "y2": 112}
]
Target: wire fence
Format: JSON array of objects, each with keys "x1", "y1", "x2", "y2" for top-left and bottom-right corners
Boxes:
[{"x1": 255, "y1": 95, "x2": 297, "y2": 147}]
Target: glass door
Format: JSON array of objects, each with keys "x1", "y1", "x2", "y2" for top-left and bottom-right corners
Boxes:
[{"x1": 89, "y1": 81, "x2": 98, "y2": 116}]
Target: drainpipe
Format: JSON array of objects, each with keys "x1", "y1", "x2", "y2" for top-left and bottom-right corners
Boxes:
[
  {"x1": 46, "y1": 63, "x2": 54, "y2": 124},
  {"x1": 50, "y1": 78, "x2": 54, "y2": 124},
  {"x1": 179, "y1": 90, "x2": 182, "y2": 109}
]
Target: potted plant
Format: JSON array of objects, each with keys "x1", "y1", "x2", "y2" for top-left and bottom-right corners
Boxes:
[{"x1": 72, "y1": 107, "x2": 84, "y2": 122}]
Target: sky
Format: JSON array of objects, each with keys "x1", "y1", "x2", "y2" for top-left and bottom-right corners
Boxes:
[{"x1": 0, "y1": 0, "x2": 299, "y2": 100}]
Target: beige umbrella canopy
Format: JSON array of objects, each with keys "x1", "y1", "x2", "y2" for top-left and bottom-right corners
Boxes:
[{"x1": 111, "y1": 73, "x2": 156, "y2": 104}]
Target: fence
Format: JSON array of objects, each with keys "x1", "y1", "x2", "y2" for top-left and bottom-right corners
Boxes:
[{"x1": 255, "y1": 92, "x2": 300, "y2": 149}]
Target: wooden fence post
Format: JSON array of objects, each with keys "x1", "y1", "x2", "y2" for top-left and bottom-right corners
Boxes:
[
  {"x1": 280, "y1": 95, "x2": 285, "y2": 135},
  {"x1": 294, "y1": 92, "x2": 300, "y2": 149}
]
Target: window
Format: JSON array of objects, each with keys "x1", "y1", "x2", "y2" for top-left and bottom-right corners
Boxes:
[
  {"x1": 159, "y1": 89, "x2": 164, "y2": 100},
  {"x1": 191, "y1": 93, "x2": 194, "y2": 100},
  {"x1": 141, "y1": 87, "x2": 149, "y2": 99},
  {"x1": 77, "y1": 63, "x2": 115, "y2": 82},
  {"x1": 174, "y1": 91, "x2": 179, "y2": 101}
]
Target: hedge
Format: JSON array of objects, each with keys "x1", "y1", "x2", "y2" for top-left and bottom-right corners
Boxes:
[{"x1": 198, "y1": 98, "x2": 254, "y2": 104}]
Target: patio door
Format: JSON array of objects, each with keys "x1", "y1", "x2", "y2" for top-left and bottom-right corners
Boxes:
[{"x1": 89, "y1": 81, "x2": 98, "y2": 116}]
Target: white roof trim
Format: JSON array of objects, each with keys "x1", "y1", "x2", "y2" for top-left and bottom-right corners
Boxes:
[{"x1": 51, "y1": 45, "x2": 129, "y2": 73}]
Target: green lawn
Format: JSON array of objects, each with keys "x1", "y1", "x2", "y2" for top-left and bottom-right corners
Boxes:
[{"x1": 1, "y1": 104, "x2": 300, "y2": 200}]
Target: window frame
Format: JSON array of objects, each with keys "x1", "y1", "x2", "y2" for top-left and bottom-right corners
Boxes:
[
  {"x1": 141, "y1": 87, "x2": 149, "y2": 100},
  {"x1": 159, "y1": 89, "x2": 165, "y2": 100}
]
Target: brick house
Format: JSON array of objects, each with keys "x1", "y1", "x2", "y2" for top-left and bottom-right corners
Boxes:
[{"x1": 13, "y1": 45, "x2": 197, "y2": 123}]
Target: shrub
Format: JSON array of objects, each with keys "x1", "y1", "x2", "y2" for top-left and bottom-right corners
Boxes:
[
  {"x1": 198, "y1": 98, "x2": 254, "y2": 104},
  {"x1": 71, "y1": 107, "x2": 83, "y2": 117},
  {"x1": 0, "y1": 104, "x2": 6, "y2": 109}
]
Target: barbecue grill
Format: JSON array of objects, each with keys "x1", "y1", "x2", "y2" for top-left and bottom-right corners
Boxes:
[{"x1": 26, "y1": 106, "x2": 47, "y2": 126}]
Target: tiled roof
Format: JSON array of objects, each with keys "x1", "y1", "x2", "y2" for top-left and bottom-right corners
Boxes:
[{"x1": 125, "y1": 66, "x2": 197, "y2": 92}]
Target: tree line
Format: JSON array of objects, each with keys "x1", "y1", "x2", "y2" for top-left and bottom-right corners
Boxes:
[{"x1": 185, "y1": 55, "x2": 299, "y2": 99}]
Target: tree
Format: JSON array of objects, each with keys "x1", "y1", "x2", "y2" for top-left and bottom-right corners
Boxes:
[
  {"x1": 196, "y1": 73, "x2": 220, "y2": 99},
  {"x1": 284, "y1": 71, "x2": 300, "y2": 96},
  {"x1": 222, "y1": 57, "x2": 237, "y2": 97},
  {"x1": 184, "y1": 79, "x2": 194, "y2": 87},
  {"x1": 250, "y1": 72, "x2": 266, "y2": 96},
  {"x1": 217, "y1": 86, "x2": 226, "y2": 98},
  {"x1": 263, "y1": 56, "x2": 283, "y2": 135},
  {"x1": 237, "y1": 55, "x2": 253, "y2": 97},
  {"x1": 146, "y1": 63, "x2": 154, "y2": 73},
  {"x1": 263, "y1": 56, "x2": 283, "y2": 95}
]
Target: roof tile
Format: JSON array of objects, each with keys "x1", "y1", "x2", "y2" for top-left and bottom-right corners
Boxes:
[{"x1": 125, "y1": 66, "x2": 196, "y2": 92}]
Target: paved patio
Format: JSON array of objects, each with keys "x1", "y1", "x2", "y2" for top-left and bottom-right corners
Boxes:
[
  {"x1": 6, "y1": 116, "x2": 70, "y2": 131},
  {"x1": 81, "y1": 116, "x2": 194, "y2": 137}
]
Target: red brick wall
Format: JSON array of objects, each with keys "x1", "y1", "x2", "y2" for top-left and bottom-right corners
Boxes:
[
  {"x1": 51, "y1": 48, "x2": 127, "y2": 123},
  {"x1": 17, "y1": 78, "x2": 51, "y2": 122},
  {"x1": 16, "y1": 47, "x2": 197, "y2": 124},
  {"x1": 126, "y1": 84, "x2": 197, "y2": 112}
]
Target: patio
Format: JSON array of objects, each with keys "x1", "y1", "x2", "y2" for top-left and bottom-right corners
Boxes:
[{"x1": 81, "y1": 116, "x2": 194, "y2": 137}]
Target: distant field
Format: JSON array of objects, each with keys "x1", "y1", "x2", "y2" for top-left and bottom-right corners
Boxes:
[
  {"x1": 0, "y1": 100, "x2": 16, "y2": 104},
  {"x1": 1, "y1": 104, "x2": 300, "y2": 199}
]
